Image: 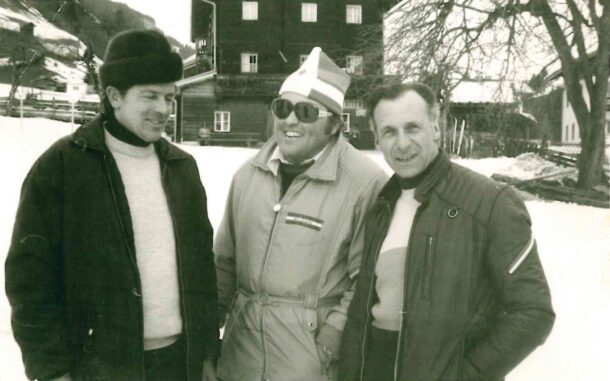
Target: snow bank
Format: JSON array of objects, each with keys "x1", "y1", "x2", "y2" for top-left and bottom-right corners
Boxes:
[
  {"x1": 494, "y1": 152, "x2": 569, "y2": 180},
  {"x1": 0, "y1": 116, "x2": 608, "y2": 381}
]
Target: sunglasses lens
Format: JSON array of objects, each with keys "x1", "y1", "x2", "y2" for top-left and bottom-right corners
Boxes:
[
  {"x1": 271, "y1": 99, "x2": 293, "y2": 119},
  {"x1": 294, "y1": 102, "x2": 319, "y2": 123},
  {"x1": 272, "y1": 99, "x2": 326, "y2": 123}
]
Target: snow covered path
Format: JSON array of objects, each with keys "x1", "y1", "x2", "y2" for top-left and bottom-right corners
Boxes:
[{"x1": 0, "y1": 116, "x2": 609, "y2": 380}]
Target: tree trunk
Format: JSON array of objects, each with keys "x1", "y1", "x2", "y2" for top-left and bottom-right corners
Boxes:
[
  {"x1": 5, "y1": 81, "x2": 19, "y2": 116},
  {"x1": 577, "y1": 113, "x2": 606, "y2": 189}
]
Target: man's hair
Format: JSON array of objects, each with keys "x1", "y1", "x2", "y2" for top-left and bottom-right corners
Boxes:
[
  {"x1": 101, "y1": 85, "x2": 129, "y2": 116},
  {"x1": 367, "y1": 82, "x2": 440, "y2": 129}
]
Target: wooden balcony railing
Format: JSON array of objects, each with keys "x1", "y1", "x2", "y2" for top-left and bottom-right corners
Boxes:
[{"x1": 215, "y1": 74, "x2": 285, "y2": 97}]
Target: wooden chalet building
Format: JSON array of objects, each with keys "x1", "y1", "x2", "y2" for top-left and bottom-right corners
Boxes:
[{"x1": 175, "y1": 0, "x2": 387, "y2": 146}]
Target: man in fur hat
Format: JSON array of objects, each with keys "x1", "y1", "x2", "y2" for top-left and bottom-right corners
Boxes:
[
  {"x1": 5, "y1": 29, "x2": 219, "y2": 381},
  {"x1": 214, "y1": 47, "x2": 388, "y2": 381}
]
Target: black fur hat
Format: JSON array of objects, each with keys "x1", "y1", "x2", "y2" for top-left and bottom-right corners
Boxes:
[{"x1": 99, "y1": 29, "x2": 183, "y2": 90}]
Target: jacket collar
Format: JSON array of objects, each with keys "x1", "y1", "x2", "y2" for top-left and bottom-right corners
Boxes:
[
  {"x1": 378, "y1": 150, "x2": 452, "y2": 205},
  {"x1": 251, "y1": 136, "x2": 345, "y2": 182},
  {"x1": 70, "y1": 114, "x2": 189, "y2": 161}
]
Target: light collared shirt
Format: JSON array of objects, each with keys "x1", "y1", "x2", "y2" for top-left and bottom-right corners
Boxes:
[{"x1": 267, "y1": 144, "x2": 329, "y2": 176}]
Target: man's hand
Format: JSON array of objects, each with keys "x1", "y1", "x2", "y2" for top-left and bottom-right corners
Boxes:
[
  {"x1": 202, "y1": 358, "x2": 217, "y2": 381},
  {"x1": 316, "y1": 342, "x2": 335, "y2": 371}
]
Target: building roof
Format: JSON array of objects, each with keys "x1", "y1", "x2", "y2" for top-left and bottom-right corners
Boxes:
[
  {"x1": 450, "y1": 81, "x2": 520, "y2": 104},
  {"x1": 176, "y1": 69, "x2": 216, "y2": 88},
  {"x1": 183, "y1": 54, "x2": 197, "y2": 69}
]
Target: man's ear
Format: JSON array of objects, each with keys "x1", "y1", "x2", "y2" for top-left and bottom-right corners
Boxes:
[
  {"x1": 369, "y1": 119, "x2": 379, "y2": 147},
  {"x1": 433, "y1": 122, "x2": 441, "y2": 142},
  {"x1": 106, "y1": 86, "x2": 122, "y2": 109},
  {"x1": 330, "y1": 119, "x2": 342, "y2": 136}
]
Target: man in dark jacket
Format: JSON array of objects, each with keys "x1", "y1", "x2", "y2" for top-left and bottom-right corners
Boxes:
[
  {"x1": 5, "y1": 30, "x2": 219, "y2": 381},
  {"x1": 338, "y1": 82, "x2": 555, "y2": 381}
]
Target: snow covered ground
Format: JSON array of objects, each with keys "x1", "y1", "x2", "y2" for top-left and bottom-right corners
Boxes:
[{"x1": 0, "y1": 116, "x2": 609, "y2": 380}]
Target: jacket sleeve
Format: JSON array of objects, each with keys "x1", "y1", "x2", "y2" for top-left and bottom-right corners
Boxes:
[
  {"x1": 463, "y1": 187, "x2": 555, "y2": 380},
  {"x1": 190, "y1": 161, "x2": 221, "y2": 360},
  {"x1": 5, "y1": 156, "x2": 74, "y2": 380},
  {"x1": 213, "y1": 174, "x2": 240, "y2": 326},
  {"x1": 316, "y1": 171, "x2": 388, "y2": 356}
]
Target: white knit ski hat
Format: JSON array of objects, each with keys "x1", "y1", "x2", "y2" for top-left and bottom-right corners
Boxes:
[{"x1": 279, "y1": 47, "x2": 351, "y2": 115}]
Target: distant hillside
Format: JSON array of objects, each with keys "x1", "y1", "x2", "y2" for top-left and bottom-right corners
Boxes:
[
  {"x1": 0, "y1": 0, "x2": 194, "y2": 92},
  {"x1": 28, "y1": 0, "x2": 194, "y2": 59}
]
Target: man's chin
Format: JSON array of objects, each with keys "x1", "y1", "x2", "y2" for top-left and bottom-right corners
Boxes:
[
  {"x1": 279, "y1": 148, "x2": 306, "y2": 163},
  {"x1": 143, "y1": 133, "x2": 163, "y2": 143},
  {"x1": 394, "y1": 165, "x2": 422, "y2": 179}
]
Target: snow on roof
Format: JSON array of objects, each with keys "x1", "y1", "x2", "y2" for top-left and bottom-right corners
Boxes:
[
  {"x1": 177, "y1": 69, "x2": 216, "y2": 88},
  {"x1": 0, "y1": 7, "x2": 21, "y2": 32},
  {"x1": 183, "y1": 54, "x2": 197, "y2": 67},
  {"x1": 1, "y1": 3, "x2": 88, "y2": 60},
  {"x1": 450, "y1": 81, "x2": 517, "y2": 104},
  {"x1": 0, "y1": 5, "x2": 79, "y2": 42}
]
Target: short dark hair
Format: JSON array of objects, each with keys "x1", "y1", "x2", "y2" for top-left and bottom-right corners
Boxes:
[
  {"x1": 367, "y1": 82, "x2": 439, "y2": 129},
  {"x1": 101, "y1": 85, "x2": 129, "y2": 116}
]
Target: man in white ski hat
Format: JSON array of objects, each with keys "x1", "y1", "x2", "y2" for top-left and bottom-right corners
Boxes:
[{"x1": 214, "y1": 47, "x2": 387, "y2": 381}]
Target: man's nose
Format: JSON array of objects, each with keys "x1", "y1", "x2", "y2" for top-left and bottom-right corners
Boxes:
[
  {"x1": 155, "y1": 98, "x2": 172, "y2": 114},
  {"x1": 284, "y1": 109, "x2": 300, "y2": 125},
  {"x1": 396, "y1": 131, "x2": 411, "y2": 150}
]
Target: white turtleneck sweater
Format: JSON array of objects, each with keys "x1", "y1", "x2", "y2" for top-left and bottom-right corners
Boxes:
[
  {"x1": 105, "y1": 130, "x2": 182, "y2": 350},
  {"x1": 371, "y1": 188, "x2": 420, "y2": 331}
]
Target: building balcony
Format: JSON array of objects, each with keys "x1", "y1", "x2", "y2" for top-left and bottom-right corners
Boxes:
[{"x1": 215, "y1": 74, "x2": 285, "y2": 98}]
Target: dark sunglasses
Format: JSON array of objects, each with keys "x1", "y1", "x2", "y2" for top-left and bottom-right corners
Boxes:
[{"x1": 271, "y1": 98, "x2": 333, "y2": 123}]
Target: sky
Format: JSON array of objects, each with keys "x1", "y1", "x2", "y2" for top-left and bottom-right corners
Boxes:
[{"x1": 115, "y1": 0, "x2": 193, "y2": 45}]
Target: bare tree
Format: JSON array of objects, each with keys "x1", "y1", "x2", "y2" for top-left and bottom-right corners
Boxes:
[
  {"x1": 3, "y1": 1, "x2": 69, "y2": 116},
  {"x1": 4, "y1": 34, "x2": 44, "y2": 116},
  {"x1": 371, "y1": 0, "x2": 608, "y2": 189},
  {"x1": 81, "y1": 44, "x2": 101, "y2": 98}
]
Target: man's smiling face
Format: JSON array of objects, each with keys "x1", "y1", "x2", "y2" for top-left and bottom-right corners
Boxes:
[
  {"x1": 273, "y1": 92, "x2": 338, "y2": 163},
  {"x1": 109, "y1": 83, "x2": 176, "y2": 143},
  {"x1": 373, "y1": 90, "x2": 440, "y2": 178}
]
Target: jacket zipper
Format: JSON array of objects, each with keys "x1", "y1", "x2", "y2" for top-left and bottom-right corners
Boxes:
[
  {"x1": 103, "y1": 154, "x2": 145, "y2": 378},
  {"x1": 161, "y1": 163, "x2": 191, "y2": 381},
  {"x1": 257, "y1": 174, "x2": 283, "y2": 378},
  {"x1": 359, "y1": 202, "x2": 391, "y2": 381},
  {"x1": 422, "y1": 236, "x2": 434, "y2": 300},
  {"x1": 394, "y1": 205, "x2": 425, "y2": 381}
]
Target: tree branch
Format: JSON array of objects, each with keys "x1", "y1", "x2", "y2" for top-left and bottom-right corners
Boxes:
[
  {"x1": 566, "y1": 0, "x2": 595, "y2": 96},
  {"x1": 530, "y1": 0, "x2": 591, "y2": 138}
]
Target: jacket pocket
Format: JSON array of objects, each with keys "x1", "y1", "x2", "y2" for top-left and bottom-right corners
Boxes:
[
  {"x1": 73, "y1": 333, "x2": 113, "y2": 381},
  {"x1": 303, "y1": 308, "x2": 332, "y2": 378},
  {"x1": 438, "y1": 339, "x2": 466, "y2": 381},
  {"x1": 422, "y1": 235, "x2": 435, "y2": 300}
]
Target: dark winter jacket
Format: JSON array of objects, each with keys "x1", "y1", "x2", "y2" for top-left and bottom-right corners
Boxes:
[
  {"x1": 5, "y1": 115, "x2": 219, "y2": 381},
  {"x1": 338, "y1": 151, "x2": 555, "y2": 381}
]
